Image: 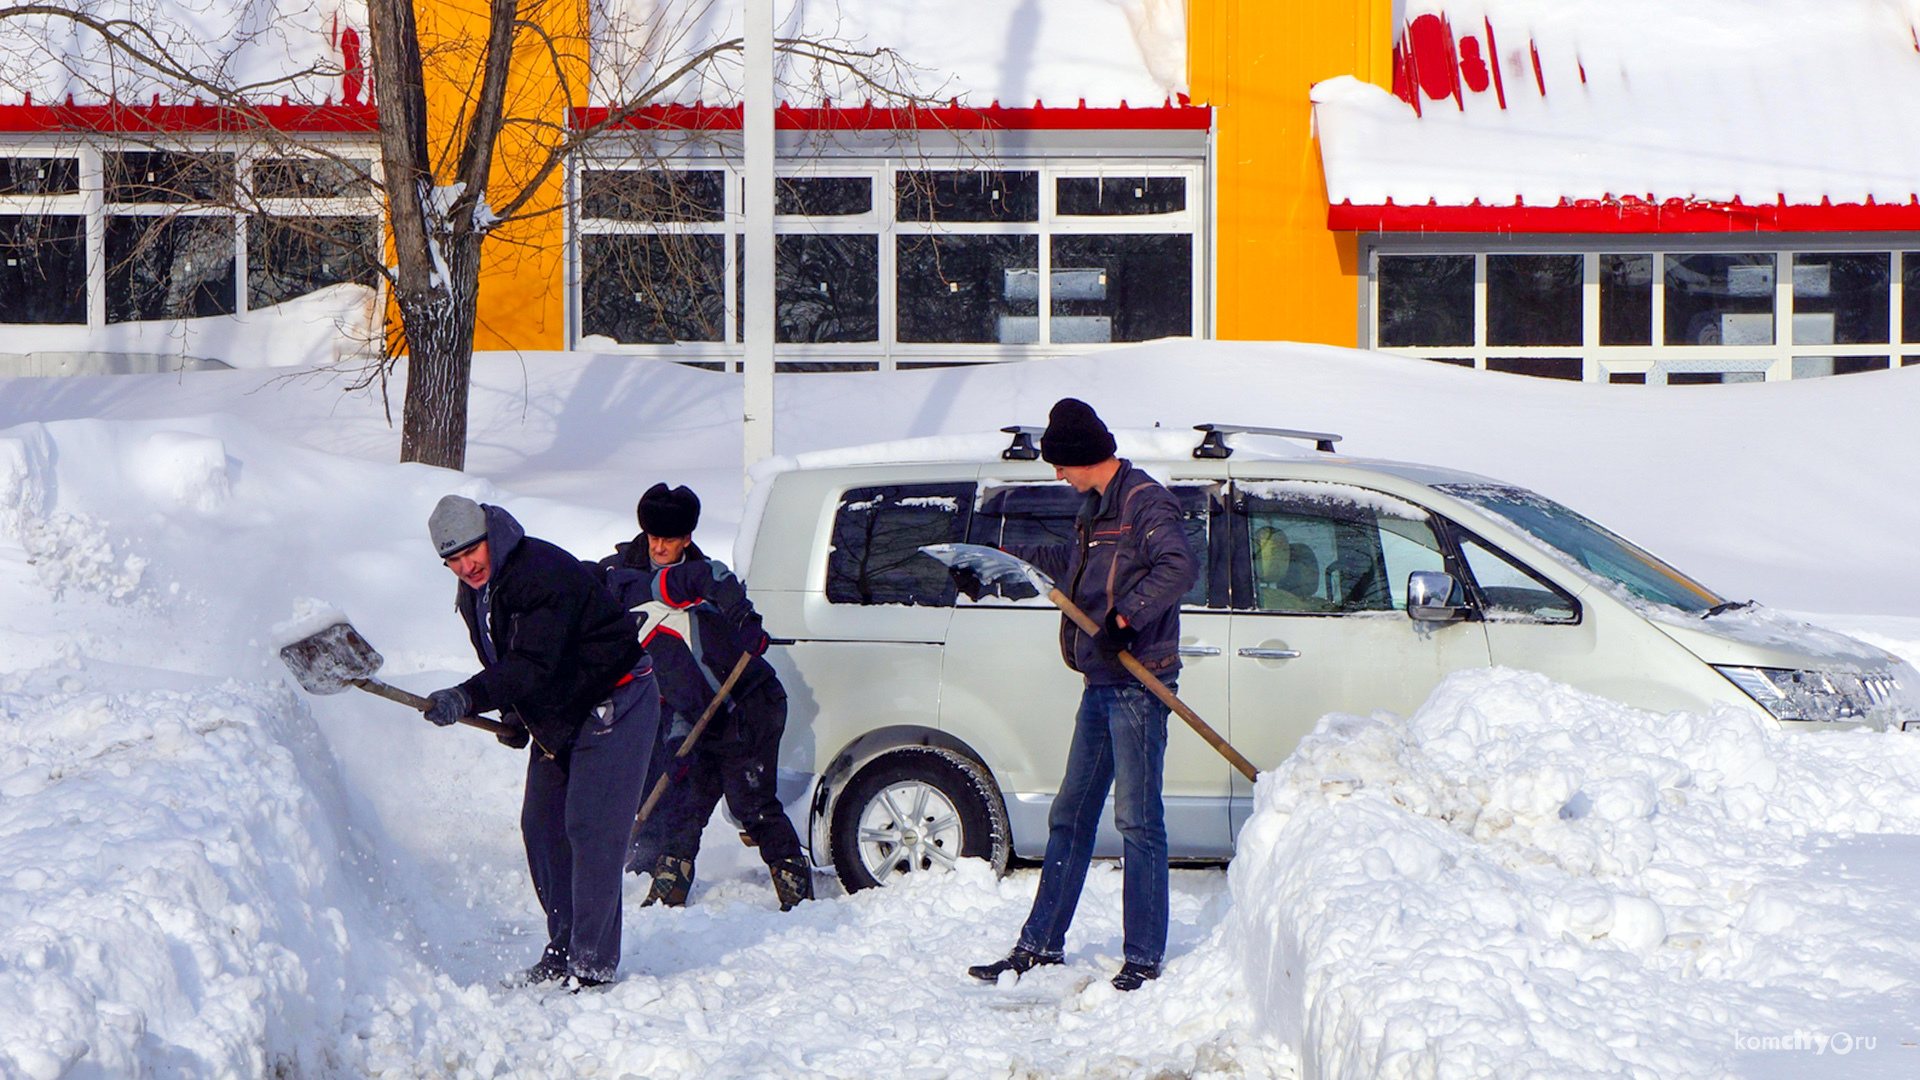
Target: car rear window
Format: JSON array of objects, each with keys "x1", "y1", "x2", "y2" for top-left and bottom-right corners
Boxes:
[{"x1": 826, "y1": 483, "x2": 975, "y2": 605}]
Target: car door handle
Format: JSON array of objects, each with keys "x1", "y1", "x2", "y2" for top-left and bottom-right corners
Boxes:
[
  {"x1": 1237, "y1": 647, "x2": 1301, "y2": 660},
  {"x1": 1178, "y1": 644, "x2": 1222, "y2": 656}
]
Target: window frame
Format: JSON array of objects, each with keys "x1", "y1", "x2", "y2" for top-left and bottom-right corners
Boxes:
[
  {"x1": 569, "y1": 152, "x2": 1206, "y2": 371},
  {"x1": 1363, "y1": 234, "x2": 1920, "y2": 383}
]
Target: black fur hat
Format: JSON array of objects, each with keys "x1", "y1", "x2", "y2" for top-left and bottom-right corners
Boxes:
[
  {"x1": 638, "y1": 483, "x2": 701, "y2": 538},
  {"x1": 1040, "y1": 398, "x2": 1117, "y2": 467}
]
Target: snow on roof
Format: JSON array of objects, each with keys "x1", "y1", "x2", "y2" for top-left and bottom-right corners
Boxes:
[
  {"x1": 1312, "y1": 0, "x2": 1920, "y2": 208},
  {"x1": 0, "y1": 0, "x2": 364, "y2": 107},
  {"x1": 592, "y1": 0, "x2": 1185, "y2": 111}
]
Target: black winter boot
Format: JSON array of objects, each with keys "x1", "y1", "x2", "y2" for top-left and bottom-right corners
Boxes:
[
  {"x1": 769, "y1": 855, "x2": 813, "y2": 911},
  {"x1": 501, "y1": 949, "x2": 569, "y2": 988},
  {"x1": 642, "y1": 855, "x2": 694, "y2": 907},
  {"x1": 1111, "y1": 961, "x2": 1160, "y2": 992},
  {"x1": 967, "y1": 946, "x2": 1063, "y2": 983}
]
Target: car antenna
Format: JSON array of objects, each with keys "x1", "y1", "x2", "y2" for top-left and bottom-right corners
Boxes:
[{"x1": 1193, "y1": 424, "x2": 1344, "y2": 459}]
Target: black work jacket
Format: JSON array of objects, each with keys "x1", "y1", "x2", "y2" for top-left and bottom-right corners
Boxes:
[{"x1": 454, "y1": 505, "x2": 644, "y2": 754}]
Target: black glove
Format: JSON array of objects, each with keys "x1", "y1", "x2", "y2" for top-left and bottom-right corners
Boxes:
[
  {"x1": 746, "y1": 630, "x2": 771, "y2": 657},
  {"x1": 951, "y1": 565, "x2": 988, "y2": 602},
  {"x1": 496, "y1": 722, "x2": 529, "y2": 749},
  {"x1": 1100, "y1": 609, "x2": 1139, "y2": 653},
  {"x1": 424, "y1": 686, "x2": 469, "y2": 727}
]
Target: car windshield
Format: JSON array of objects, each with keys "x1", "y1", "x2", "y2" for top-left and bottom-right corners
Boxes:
[{"x1": 1435, "y1": 484, "x2": 1723, "y2": 615}]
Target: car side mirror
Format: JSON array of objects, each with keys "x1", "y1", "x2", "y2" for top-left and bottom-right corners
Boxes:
[{"x1": 1407, "y1": 571, "x2": 1469, "y2": 623}]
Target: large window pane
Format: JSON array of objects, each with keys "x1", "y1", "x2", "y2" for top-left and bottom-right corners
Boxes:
[
  {"x1": 106, "y1": 216, "x2": 236, "y2": 322},
  {"x1": 1377, "y1": 255, "x2": 1473, "y2": 347},
  {"x1": 1665, "y1": 254, "x2": 1773, "y2": 346},
  {"x1": 106, "y1": 152, "x2": 233, "y2": 204},
  {"x1": 896, "y1": 235, "x2": 1038, "y2": 343},
  {"x1": 580, "y1": 233, "x2": 724, "y2": 343},
  {"x1": 1487, "y1": 357, "x2": 1582, "y2": 381},
  {"x1": 0, "y1": 158, "x2": 79, "y2": 196},
  {"x1": 1241, "y1": 483, "x2": 1409, "y2": 613},
  {"x1": 1599, "y1": 254, "x2": 1653, "y2": 345},
  {"x1": 251, "y1": 158, "x2": 373, "y2": 199},
  {"x1": 774, "y1": 234, "x2": 877, "y2": 343},
  {"x1": 1049, "y1": 234, "x2": 1191, "y2": 343},
  {"x1": 580, "y1": 170, "x2": 724, "y2": 222},
  {"x1": 1793, "y1": 253, "x2": 1889, "y2": 346},
  {"x1": 776, "y1": 177, "x2": 869, "y2": 216},
  {"x1": 1905, "y1": 253, "x2": 1920, "y2": 344},
  {"x1": 1055, "y1": 177, "x2": 1185, "y2": 216},
  {"x1": 1487, "y1": 254, "x2": 1581, "y2": 346},
  {"x1": 896, "y1": 171, "x2": 1038, "y2": 222},
  {"x1": 0, "y1": 215, "x2": 85, "y2": 324},
  {"x1": 247, "y1": 216, "x2": 380, "y2": 308}
]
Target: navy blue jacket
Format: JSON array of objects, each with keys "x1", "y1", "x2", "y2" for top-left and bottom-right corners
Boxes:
[
  {"x1": 454, "y1": 505, "x2": 644, "y2": 754},
  {"x1": 1010, "y1": 460, "x2": 1197, "y2": 685}
]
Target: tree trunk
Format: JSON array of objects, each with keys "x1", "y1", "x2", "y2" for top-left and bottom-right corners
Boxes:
[{"x1": 397, "y1": 232, "x2": 481, "y2": 470}]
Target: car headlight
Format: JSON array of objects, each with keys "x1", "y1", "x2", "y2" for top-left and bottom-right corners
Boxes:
[{"x1": 1715, "y1": 665, "x2": 1912, "y2": 727}]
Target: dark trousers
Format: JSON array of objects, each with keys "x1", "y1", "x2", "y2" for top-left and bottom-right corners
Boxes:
[
  {"x1": 521, "y1": 669, "x2": 659, "y2": 982},
  {"x1": 1016, "y1": 681, "x2": 1171, "y2": 968},
  {"x1": 631, "y1": 682, "x2": 803, "y2": 870}
]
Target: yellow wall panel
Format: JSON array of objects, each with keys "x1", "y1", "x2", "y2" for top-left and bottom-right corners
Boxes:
[{"x1": 1191, "y1": 0, "x2": 1389, "y2": 347}]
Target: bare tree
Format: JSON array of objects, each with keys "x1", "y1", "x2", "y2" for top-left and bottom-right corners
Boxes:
[{"x1": 1, "y1": 0, "x2": 932, "y2": 469}]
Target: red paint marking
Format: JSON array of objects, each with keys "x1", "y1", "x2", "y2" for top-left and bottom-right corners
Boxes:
[
  {"x1": 340, "y1": 27, "x2": 363, "y2": 107},
  {"x1": 1329, "y1": 196, "x2": 1920, "y2": 233},
  {"x1": 1407, "y1": 14, "x2": 1458, "y2": 101},
  {"x1": 1485, "y1": 19, "x2": 1507, "y2": 109},
  {"x1": 1578, "y1": 58, "x2": 1587, "y2": 84},
  {"x1": 1530, "y1": 40, "x2": 1546, "y2": 96},
  {"x1": 1458, "y1": 36, "x2": 1490, "y2": 94},
  {"x1": 574, "y1": 102, "x2": 1211, "y2": 132}
]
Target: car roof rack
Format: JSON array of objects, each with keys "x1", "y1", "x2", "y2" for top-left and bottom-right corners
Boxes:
[
  {"x1": 1001, "y1": 425, "x2": 1044, "y2": 461},
  {"x1": 1193, "y1": 424, "x2": 1343, "y2": 458}
]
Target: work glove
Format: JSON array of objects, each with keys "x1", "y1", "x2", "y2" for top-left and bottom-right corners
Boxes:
[
  {"x1": 496, "y1": 721, "x2": 530, "y2": 750},
  {"x1": 1099, "y1": 609, "x2": 1139, "y2": 653},
  {"x1": 746, "y1": 630, "x2": 771, "y2": 657},
  {"x1": 950, "y1": 565, "x2": 988, "y2": 602},
  {"x1": 424, "y1": 686, "x2": 469, "y2": 727}
]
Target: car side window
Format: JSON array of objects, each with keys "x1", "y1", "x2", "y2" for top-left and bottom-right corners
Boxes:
[
  {"x1": 826, "y1": 483, "x2": 975, "y2": 605},
  {"x1": 1238, "y1": 481, "x2": 1441, "y2": 614},
  {"x1": 1455, "y1": 532, "x2": 1580, "y2": 623},
  {"x1": 966, "y1": 481, "x2": 1217, "y2": 606}
]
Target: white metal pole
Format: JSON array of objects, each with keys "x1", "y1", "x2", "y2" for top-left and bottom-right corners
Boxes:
[{"x1": 742, "y1": 0, "x2": 776, "y2": 481}]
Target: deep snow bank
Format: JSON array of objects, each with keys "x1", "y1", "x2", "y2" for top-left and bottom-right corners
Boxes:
[{"x1": 1227, "y1": 668, "x2": 1920, "y2": 1077}]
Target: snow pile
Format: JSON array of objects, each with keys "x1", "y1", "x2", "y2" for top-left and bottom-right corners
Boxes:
[
  {"x1": 592, "y1": 0, "x2": 1184, "y2": 110},
  {"x1": 1313, "y1": 0, "x2": 1920, "y2": 205},
  {"x1": 1227, "y1": 666, "x2": 1920, "y2": 1076}
]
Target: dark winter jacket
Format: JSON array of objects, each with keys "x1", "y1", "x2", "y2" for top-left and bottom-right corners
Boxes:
[
  {"x1": 600, "y1": 537, "x2": 777, "y2": 743},
  {"x1": 454, "y1": 505, "x2": 645, "y2": 755},
  {"x1": 1009, "y1": 460, "x2": 1197, "y2": 685}
]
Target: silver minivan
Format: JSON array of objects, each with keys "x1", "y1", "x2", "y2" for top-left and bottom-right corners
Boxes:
[{"x1": 740, "y1": 426, "x2": 1919, "y2": 889}]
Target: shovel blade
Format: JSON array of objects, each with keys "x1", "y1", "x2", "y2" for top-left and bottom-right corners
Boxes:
[
  {"x1": 280, "y1": 622, "x2": 384, "y2": 695},
  {"x1": 918, "y1": 542, "x2": 1055, "y2": 595}
]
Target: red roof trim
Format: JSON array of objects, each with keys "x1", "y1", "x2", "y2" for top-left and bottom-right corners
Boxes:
[
  {"x1": 571, "y1": 101, "x2": 1211, "y2": 132},
  {"x1": 0, "y1": 102, "x2": 379, "y2": 134},
  {"x1": 1330, "y1": 197, "x2": 1920, "y2": 234}
]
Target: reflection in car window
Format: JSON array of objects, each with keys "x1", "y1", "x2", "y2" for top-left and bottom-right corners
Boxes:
[
  {"x1": 1436, "y1": 484, "x2": 1720, "y2": 614},
  {"x1": 966, "y1": 481, "x2": 1212, "y2": 606},
  {"x1": 1241, "y1": 482, "x2": 1436, "y2": 614},
  {"x1": 1456, "y1": 534, "x2": 1579, "y2": 622},
  {"x1": 827, "y1": 483, "x2": 974, "y2": 605}
]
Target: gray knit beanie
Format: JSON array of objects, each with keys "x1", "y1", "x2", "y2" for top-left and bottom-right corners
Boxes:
[{"x1": 429, "y1": 495, "x2": 488, "y2": 558}]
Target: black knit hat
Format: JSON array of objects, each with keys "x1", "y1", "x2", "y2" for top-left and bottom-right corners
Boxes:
[
  {"x1": 1039, "y1": 398, "x2": 1117, "y2": 467},
  {"x1": 638, "y1": 483, "x2": 701, "y2": 538}
]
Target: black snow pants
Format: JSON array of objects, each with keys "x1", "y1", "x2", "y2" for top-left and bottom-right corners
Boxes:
[
  {"x1": 629, "y1": 681, "x2": 802, "y2": 870},
  {"x1": 521, "y1": 668, "x2": 660, "y2": 982}
]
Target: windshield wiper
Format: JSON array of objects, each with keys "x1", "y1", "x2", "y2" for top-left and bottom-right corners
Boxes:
[{"x1": 1703, "y1": 599, "x2": 1754, "y2": 618}]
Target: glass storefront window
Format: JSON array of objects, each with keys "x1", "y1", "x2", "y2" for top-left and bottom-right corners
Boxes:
[
  {"x1": 0, "y1": 215, "x2": 86, "y2": 324},
  {"x1": 0, "y1": 158, "x2": 79, "y2": 196},
  {"x1": 896, "y1": 235, "x2": 1039, "y2": 343},
  {"x1": 580, "y1": 170, "x2": 725, "y2": 222},
  {"x1": 1377, "y1": 254, "x2": 1473, "y2": 347},
  {"x1": 1048, "y1": 234, "x2": 1191, "y2": 343},
  {"x1": 1055, "y1": 177, "x2": 1185, "y2": 216},
  {"x1": 776, "y1": 177, "x2": 870, "y2": 216},
  {"x1": 105, "y1": 216, "x2": 237, "y2": 322},
  {"x1": 1600, "y1": 254, "x2": 1653, "y2": 345},
  {"x1": 1665, "y1": 254, "x2": 1774, "y2": 346},
  {"x1": 1487, "y1": 254, "x2": 1581, "y2": 346},
  {"x1": 251, "y1": 159, "x2": 373, "y2": 199},
  {"x1": 1792, "y1": 253, "x2": 1888, "y2": 345},
  {"x1": 247, "y1": 217, "x2": 381, "y2": 309},
  {"x1": 896, "y1": 171, "x2": 1039, "y2": 223},
  {"x1": 105, "y1": 152, "x2": 233, "y2": 204},
  {"x1": 579, "y1": 233, "x2": 725, "y2": 343},
  {"x1": 773, "y1": 234, "x2": 878, "y2": 343}
]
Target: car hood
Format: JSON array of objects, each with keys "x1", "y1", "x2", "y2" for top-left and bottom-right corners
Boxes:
[{"x1": 1647, "y1": 603, "x2": 1894, "y2": 671}]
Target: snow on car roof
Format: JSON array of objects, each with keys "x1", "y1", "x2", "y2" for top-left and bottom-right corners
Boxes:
[{"x1": 1313, "y1": 0, "x2": 1920, "y2": 207}]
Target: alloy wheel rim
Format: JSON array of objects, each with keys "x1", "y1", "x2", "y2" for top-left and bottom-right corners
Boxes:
[{"x1": 854, "y1": 780, "x2": 964, "y2": 884}]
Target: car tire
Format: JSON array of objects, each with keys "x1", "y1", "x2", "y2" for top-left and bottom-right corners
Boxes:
[{"x1": 829, "y1": 747, "x2": 1011, "y2": 892}]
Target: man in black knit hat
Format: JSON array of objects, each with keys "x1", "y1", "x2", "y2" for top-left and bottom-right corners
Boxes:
[
  {"x1": 599, "y1": 483, "x2": 811, "y2": 911},
  {"x1": 963, "y1": 398, "x2": 1196, "y2": 992}
]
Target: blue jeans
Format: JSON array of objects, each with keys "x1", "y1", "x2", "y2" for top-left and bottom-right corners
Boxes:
[{"x1": 1017, "y1": 681, "x2": 1171, "y2": 968}]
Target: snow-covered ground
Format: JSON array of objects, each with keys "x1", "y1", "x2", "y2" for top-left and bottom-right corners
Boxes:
[{"x1": 2, "y1": 343, "x2": 1919, "y2": 1077}]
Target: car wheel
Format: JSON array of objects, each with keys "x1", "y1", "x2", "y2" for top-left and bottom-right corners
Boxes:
[{"x1": 829, "y1": 747, "x2": 1010, "y2": 892}]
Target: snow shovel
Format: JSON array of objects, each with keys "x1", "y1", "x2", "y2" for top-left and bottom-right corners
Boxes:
[
  {"x1": 920, "y1": 543, "x2": 1260, "y2": 782},
  {"x1": 279, "y1": 621, "x2": 525, "y2": 742},
  {"x1": 631, "y1": 649, "x2": 757, "y2": 835}
]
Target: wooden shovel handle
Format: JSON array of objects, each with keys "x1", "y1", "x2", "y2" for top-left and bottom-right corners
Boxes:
[
  {"x1": 1047, "y1": 589, "x2": 1260, "y2": 782},
  {"x1": 351, "y1": 677, "x2": 521, "y2": 738},
  {"x1": 634, "y1": 649, "x2": 758, "y2": 828}
]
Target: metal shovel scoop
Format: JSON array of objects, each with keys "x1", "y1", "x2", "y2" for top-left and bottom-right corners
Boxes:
[
  {"x1": 279, "y1": 621, "x2": 522, "y2": 741},
  {"x1": 921, "y1": 543, "x2": 1259, "y2": 781}
]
